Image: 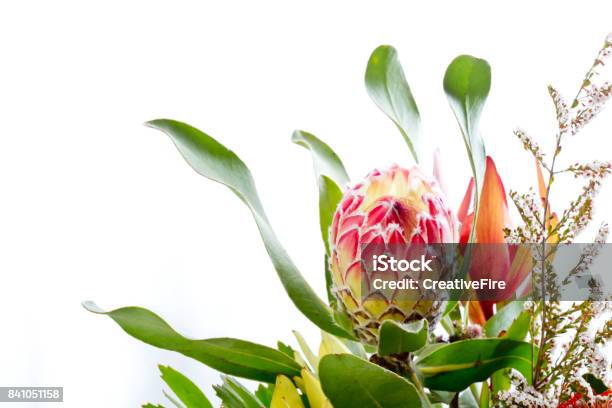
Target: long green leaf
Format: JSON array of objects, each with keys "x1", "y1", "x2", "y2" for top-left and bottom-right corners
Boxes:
[
  {"x1": 83, "y1": 302, "x2": 301, "y2": 383},
  {"x1": 365, "y1": 45, "x2": 422, "y2": 163},
  {"x1": 319, "y1": 354, "x2": 422, "y2": 408},
  {"x1": 158, "y1": 365, "x2": 212, "y2": 408},
  {"x1": 443, "y1": 55, "x2": 490, "y2": 190},
  {"x1": 147, "y1": 119, "x2": 353, "y2": 339},
  {"x1": 378, "y1": 319, "x2": 428, "y2": 356},
  {"x1": 291, "y1": 130, "x2": 349, "y2": 187},
  {"x1": 416, "y1": 338, "x2": 532, "y2": 392},
  {"x1": 443, "y1": 55, "x2": 491, "y2": 287},
  {"x1": 292, "y1": 130, "x2": 348, "y2": 253}
]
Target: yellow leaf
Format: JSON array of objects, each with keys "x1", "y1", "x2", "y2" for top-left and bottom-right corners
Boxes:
[
  {"x1": 319, "y1": 332, "x2": 350, "y2": 358},
  {"x1": 293, "y1": 330, "x2": 319, "y2": 372},
  {"x1": 301, "y1": 368, "x2": 330, "y2": 408},
  {"x1": 271, "y1": 375, "x2": 305, "y2": 408}
]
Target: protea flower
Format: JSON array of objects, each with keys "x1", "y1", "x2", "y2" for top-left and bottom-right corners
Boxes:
[{"x1": 329, "y1": 164, "x2": 457, "y2": 344}]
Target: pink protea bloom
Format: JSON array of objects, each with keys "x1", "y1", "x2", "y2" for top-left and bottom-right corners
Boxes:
[{"x1": 329, "y1": 164, "x2": 457, "y2": 344}]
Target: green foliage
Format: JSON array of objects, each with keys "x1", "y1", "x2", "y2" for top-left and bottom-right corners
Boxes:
[
  {"x1": 365, "y1": 45, "x2": 422, "y2": 163},
  {"x1": 255, "y1": 384, "x2": 275, "y2": 407},
  {"x1": 83, "y1": 302, "x2": 301, "y2": 383},
  {"x1": 146, "y1": 119, "x2": 353, "y2": 340},
  {"x1": 484, "y1": 302, "x2": 524, "y2": 338},
  {"x1": 292, "y1": 130, "x2": 348, "y2": 253},
  {"x1": 214, "y1": 376, "x2": 265, "y2": 408},
  {"x1": 443, "y1": 55, "x2": 490, "y2": 189},
  {"x1": 416, "y1": 339, "x2": 533, "y2": 392},
  {"x1": 319, "y1": 354, "x2": 421, "y2": 408},
  {"x1": 378, "y1": 319, "x2": 428, "y2": 356},
  {"x1": 158, "y1": 365, "x2": 212, "y2": 408}
]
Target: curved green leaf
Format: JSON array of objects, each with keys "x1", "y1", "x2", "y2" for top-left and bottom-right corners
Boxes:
[
  {"x1": 83, "y1": 302, "x2": 301, "y2": 383},
  {"x1": 416, "y1": 338, "x2": 532, "y2": 392},
  {"x1": 319, "y1": 354, "x2": 421, "y2": 408},
  {"x1": 292, "y1": 130, "x2": 347, "y2": 253},
  {"x1": 378, "y1": 319, "x2": 428, "y2": 356},
  {"x1": 365, "y1": 45, "x2": 422, "y2": 163},
  {"x1": 443, "y1": 55, "x2": 490, "y2": 191},
  {"x1": 291, "y1": 130, "x2": 349, "y2": 187},
  {"x1": 146, "y1": 119, "x2": 353, "y2": 339},
  {"x1": 159, "y1": 365, "x2": 212, "y2": 408}
]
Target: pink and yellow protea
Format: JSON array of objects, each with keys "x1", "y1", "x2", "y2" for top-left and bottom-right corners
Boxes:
[{"x1": 329, "y1": 164, "x2": 457, "y2": 344}]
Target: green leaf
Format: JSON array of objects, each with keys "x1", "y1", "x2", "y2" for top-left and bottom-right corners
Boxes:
[
  {"x1": 504, "y1": 311, "x2": 530, "y2": 341},
  {"x1": 143, "y1": 404, "x2": 165, "y2": 408},
  {"x1": 163, "y1": 391, "x2": 185, "y2": 408},
  {"x1": 483, "y1": 302, "x2": 523, "y2": 338},
  {"x1": 416, "y1": 338, "x2": 532, "y2": 392},
  {"x1": 319, "y1": 354, "x2": 422, "y2": 408},
  {"x1": 365, "y1": 45, "x2": 422, "y2": 163},
  {"x1": 583, "y1": 373, "x2": 608, "y2": 394},
  {"x1": 277, "y1": 341, "x2": 295, "y2": 359},
  {"x1": 318, "y1": 175, "x2": 343, "y2": 254},
  {"x1": 291, "y1": 130, "x2": 349, "y2": 187},
  {"x1": 83, "y1": 302, "x2": 301, "y2": 383},
  {"x1": 158, "y1": 365, "x2": 212, "y2": 408},
  {"x1": 485, "y1": 303, "x2": 531, "y2": 395},
  {"x1": 255, "y1": 384, "x2": 275, "y2": 408},
  {"x1": 291, "y1": 130, "x2": 348, "y2": 254},
  {"x1": 146, "y1": 119, "x2": 353, "y2": 340},
  {"x1": 378, "y1": 319, "x2": 428, "y2": 356},
  {"x1": 214, "y1": 376, "x2": 264, "y2": 408},
  {"x1": 443, "y1": 55, "x2": 490, "y2": 190}
]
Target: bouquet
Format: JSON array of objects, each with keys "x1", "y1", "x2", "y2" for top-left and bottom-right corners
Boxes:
[{"x1": 85, "y1": 34, "x2": 612, "y2": 407}]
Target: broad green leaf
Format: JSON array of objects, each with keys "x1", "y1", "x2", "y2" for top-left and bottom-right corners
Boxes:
[
  {"x1": 365, "y1": 45, "x2": 422, "y2": 163},
  {"x1": 255, "y1": 384, "x2": 275, "y2": 408},
  {"x1": 443, "y1": 55, "x2": 490, "y2": 190},
  {"x1": 378, "y1": 319, "x2": 428, "y2": 356},
  {"x1": 271, "y1": 375, "x2": 304, "y2": 408},
  {"x1": 214, "y1": 376, "x2": 264, "y2": 408},
  {"x1": 483, "y1": 302, "x2": 523, "y2": 337},
  {"x1": 147, "y1": 119, "x2": 353, "y2": 340},
  {"x1": 143, "y1": 404, "x2": 165, "y2": 408},
  {"x1": 83, "y1": 302, "x2": 301, "y2": 383},
  {"x1": 158, "y1": 365, "x2": 212, "y2": 408},
  {"x1": 416, "y1": 338, "x2": 532, "y2": 392},
  {"x1": 319, "y1": 354, "x2": 421, "y2": 408}
]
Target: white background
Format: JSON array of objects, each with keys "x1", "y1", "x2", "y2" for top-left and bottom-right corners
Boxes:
[{"x1": 1, "y1": 1, "x2": 612, "y2": 406}]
